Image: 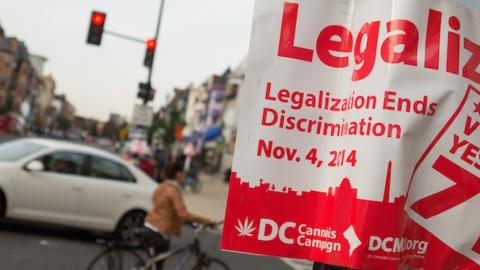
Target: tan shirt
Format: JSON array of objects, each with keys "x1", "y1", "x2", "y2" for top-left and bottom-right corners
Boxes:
[{"x1": 145, "y1": 180, "x2": 211, "y2": 237}]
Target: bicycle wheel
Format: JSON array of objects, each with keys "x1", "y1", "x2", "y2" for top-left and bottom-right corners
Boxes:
[
  {"x1": 192, "y1": 257, "x2": 230, "y2": 270},
  {"x1": 88, "y1": 247, "x2": 145, "y2": 270}
]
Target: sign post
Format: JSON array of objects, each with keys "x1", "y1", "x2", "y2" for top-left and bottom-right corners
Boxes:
[
  {"x1": 221, "y1": 0, "x2": 480, "y2": 269},
  {"x1": 131, "y1": 104, "x2": 153, "y2": 128}
]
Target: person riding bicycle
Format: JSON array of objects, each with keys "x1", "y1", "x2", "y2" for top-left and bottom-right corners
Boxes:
[{"x1": 143, "y1": 160, "x2": 214, "y2": 270}]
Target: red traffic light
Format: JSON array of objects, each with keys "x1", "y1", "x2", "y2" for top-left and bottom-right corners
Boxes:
[
  {"x1": 92, "y1": 12, "x2": 105, "y2": 26},
  {"x1": 87, "y1": 11, "x2": 106, "y2": 45},
  {"x1": 146, "y1": 39, "x2": 156, "y2": 50}
]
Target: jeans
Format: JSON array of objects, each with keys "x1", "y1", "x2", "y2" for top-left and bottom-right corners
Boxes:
[{"x1": 140, "y1": 226, "x2": 170, "y2": 270}]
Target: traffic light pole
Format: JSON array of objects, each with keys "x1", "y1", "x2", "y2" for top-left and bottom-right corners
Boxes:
[
  {"x1": 86, "y1": 5, "x2": 164, "y2": 107},
  {"x1": 104, "y1": 30, "x2": 145, "y2": 44},
  {"x1": 145, "y1": 0, "x2": 166, "y2": 103}
]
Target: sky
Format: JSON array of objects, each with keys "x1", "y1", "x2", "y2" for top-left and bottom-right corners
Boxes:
[{"x1": 0, "y1": 0, "x2": 255, "y2": 121}]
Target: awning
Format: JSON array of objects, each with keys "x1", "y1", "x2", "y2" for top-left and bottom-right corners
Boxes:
[{"x1": 204, "y1": 124, "x2": 222, "y2": 141}]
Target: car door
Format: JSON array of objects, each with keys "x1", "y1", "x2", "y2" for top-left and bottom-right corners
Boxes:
[
  {"x1": 76, "y1": 156, "x2": 137, "y2": 231},
  {"x1": 12, "y1": 151, "x2": 87, "y2": 226}
]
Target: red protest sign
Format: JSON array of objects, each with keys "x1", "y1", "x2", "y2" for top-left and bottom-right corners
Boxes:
[{"x1": 222, "y1": 1, "x2": 480, "y2": 269}]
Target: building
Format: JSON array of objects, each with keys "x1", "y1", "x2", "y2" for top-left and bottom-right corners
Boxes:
[
  {"x1": 0, "y1": 26, "x2": 15, "y2": 110},
  {"x1": 29, "y1": 54, "x2": 47, "y2": 76},
  {"x1": 35, "y1": 75, "x2": 55, "y2": 113},
  {"x1": 167, "y1": 86, "x2": 190, "y2": 121},
  {"x1": 156, "y1": 60, "x2": 245, "y2": 174},
  {"x1": 221, "y1": 59, "x2": 246, "y2": 173},
  {"x1": 205, "y1": 70, "x2": 230, "y2": 128},
  {"x1": 101, "y1": 113, "x2": 127, "y2": 140},
  {"x1": 109, "y1": 113, "x2": 123, "y2": 127},
  {"x1": 51, "y1": 94, "x2": 76, "y2": 126},
  {"x1": 184, "y1": 83, "x2": 208, "y2": 149},
  {"x1": 0, "y1": 24, "x2": 81, "y2": 135},
  {"x1": 74, "y1": 115, "x2": 101, "y2": 136},
  {"x1": 8, "y1": 38, "x2": 36, "y2": 114},
  {"x1": 33, "y1": 75, "x2": 56, "y2": 130}
]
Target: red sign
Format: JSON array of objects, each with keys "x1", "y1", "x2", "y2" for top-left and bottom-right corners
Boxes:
[{"x1": 222, "y1": 0, "x2": 480, "y2": 269}]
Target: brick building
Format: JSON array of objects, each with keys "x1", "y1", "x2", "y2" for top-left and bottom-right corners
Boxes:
[{"x1": 0, "y1": 26, "x2": 15, "y2": 110}]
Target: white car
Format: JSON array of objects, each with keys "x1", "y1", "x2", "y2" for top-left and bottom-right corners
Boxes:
[{"x1": 0, "y1": 138, "x2": 157, "y2": 239}]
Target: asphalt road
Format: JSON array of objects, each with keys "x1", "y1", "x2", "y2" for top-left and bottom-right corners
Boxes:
[
  {"x1": 0, "y1": 135, "x2": 16, "y2": 143},
  {"x1": 0, "y1": 220, "x2": 292, "y2": 270}
]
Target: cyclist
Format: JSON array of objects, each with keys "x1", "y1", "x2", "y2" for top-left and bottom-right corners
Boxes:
[{"x1": 143, "y1": 160, "x2": 215, "y2": 270}]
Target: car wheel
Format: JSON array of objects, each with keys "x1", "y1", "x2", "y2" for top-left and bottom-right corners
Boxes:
[
  {"x1": 0, "y1": 191, "x2": 6, "y2": 218},
  {"x1": 115, "y1": 210, "x2": 146, "y2": 241}
]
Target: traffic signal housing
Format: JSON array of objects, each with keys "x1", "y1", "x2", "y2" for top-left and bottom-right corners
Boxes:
[
  {"x1": 138, "y1": 82, "x2": 155, "y2": 103},
  {"x1": 138, "y1": 82, "x2": 150, "y2": 99},
  {"x1": 144, "y1": 38, "x2": 156, "y2": 68},
  {"x1": 87, "y1": 11, "x2": 106, "y2": 45}
]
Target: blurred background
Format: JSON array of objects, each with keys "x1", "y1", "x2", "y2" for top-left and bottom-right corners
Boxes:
[{"x1": 0, "y1": 0, "x2": 255, "y2": 185}]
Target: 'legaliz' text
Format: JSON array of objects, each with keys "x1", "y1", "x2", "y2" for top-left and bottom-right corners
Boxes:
[{"x1": 278, "y1": 2, "x2": 480, "y2": 84}]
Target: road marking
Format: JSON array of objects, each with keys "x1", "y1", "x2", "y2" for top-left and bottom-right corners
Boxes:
[{"x1": 39, "y1": 240, "x2": 50, "y2": 246}]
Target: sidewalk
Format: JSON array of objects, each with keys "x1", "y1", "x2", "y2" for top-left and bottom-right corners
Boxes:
[{"x1": 183, "y1": 172, "x2": 228, "y2": 221}]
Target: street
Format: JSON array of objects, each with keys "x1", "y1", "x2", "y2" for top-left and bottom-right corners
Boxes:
[
  {"x1": 0, "y1": 135, "x2": 15, "y2": 144},
  {"x1": 0, "y1": 173, "x2": 294, "y2": 270}
]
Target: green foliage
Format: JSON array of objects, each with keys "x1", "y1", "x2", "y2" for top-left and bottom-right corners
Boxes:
[
  {"x1": 89, "y1": 122, "x2": 98, "y2": 136},
  {"x1": 149, "y1": 107, "x2": 185, "y2": 146},
  {"x1": 34, "y1": 115, "x2": 45, "y2": 129},
  {"x1": 57, "y1": 115, "x2": 71, "y2": 131}
]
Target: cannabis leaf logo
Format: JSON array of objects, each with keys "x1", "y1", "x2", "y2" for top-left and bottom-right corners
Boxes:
[{"x1": 235, "y1": 217, "x2": 256, "y2": 237}]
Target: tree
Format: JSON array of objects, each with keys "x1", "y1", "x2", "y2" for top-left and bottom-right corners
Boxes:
[
  {"x1": 57, "y1": 115, "x2": 71, "y2": 132},
  {"x1": 89, "y1": 122, "x2": 98, "y2": 137},
  {"x1": 34, "y1": 115, "x2": 45, "y2": 130},
  {"x1": 148, "y1": 107, "x2": 185, "y2": 146}
]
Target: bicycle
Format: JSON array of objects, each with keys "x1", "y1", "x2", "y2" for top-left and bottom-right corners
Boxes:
[{"x1": 87, "y1": 222, "x2": 229, "y2": 270}]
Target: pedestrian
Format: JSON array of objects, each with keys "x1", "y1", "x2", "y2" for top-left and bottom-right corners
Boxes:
[
  {"x1": 184, "y1": 154, "x2": 202, "y2": 192},
  {"x1": 224, "y1": 167, "x2": 231, "y2": 183},
  {"x1": 143, "y1": 160, "x2": 215, "y2": 270},
  {"x1": 154, "y1": 144, "x2": 166, "y2": 182}
]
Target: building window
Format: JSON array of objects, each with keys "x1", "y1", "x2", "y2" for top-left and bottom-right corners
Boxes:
[{"x1": 227, "y1": 84, "x2": 238, "y2": 100}]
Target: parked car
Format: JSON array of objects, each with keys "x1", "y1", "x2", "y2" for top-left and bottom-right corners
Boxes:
[
  {"x1": 0, "y1": 113, "x2": 24, "y2": 136},
  {"x1": 0, "y1": 138, "x2": 157, "y2": 239},
  {"x1": 122, "y1": 152, "x2": 157, "y2": 179},
  {"x1": 120, "y1": 139, "x2": 157, "y2": 179}
]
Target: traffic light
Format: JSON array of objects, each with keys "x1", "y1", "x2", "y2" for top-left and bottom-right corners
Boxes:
[
  {"x1": 138, "y1": 82, "x2": 155, "y2": 103},
  {"x1": 148, "y1": 88, "x2": 156, "y2": 101},
  {"x1": 144, "y1": 38, "x2": 156, "y2": 68},
  {"x1": 138, "y1": 82, "x2": 150, "y2": 99},
  {"x1": 87, "y1": 11, "x2": 106, "y2": 45}
]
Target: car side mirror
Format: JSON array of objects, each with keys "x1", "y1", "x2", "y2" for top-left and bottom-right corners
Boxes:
[{"x1": 25, "y1": 160, "x2": 44, "y2": 172}]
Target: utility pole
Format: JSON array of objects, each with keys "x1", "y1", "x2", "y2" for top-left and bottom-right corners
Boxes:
[{"x1": 143, "y1": 0, "x2": 166, "y2": 105}]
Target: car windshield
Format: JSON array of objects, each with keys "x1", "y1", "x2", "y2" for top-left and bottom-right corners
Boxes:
[{"x1": 0, "y1": 140, "x2": 45, "y2": 162}]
